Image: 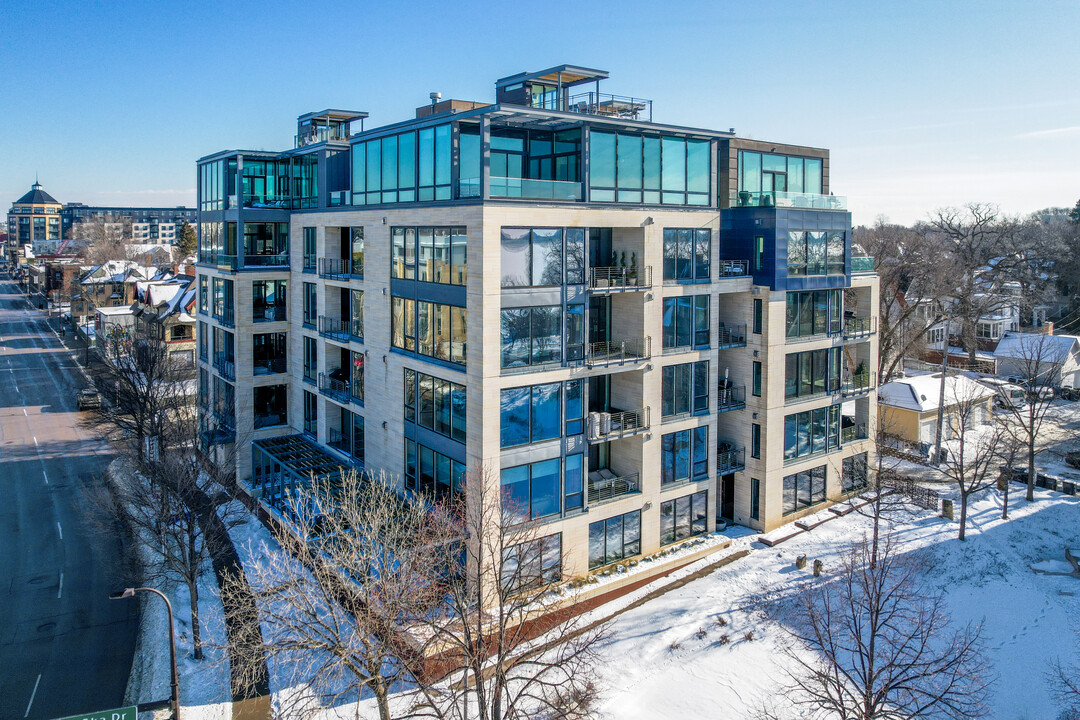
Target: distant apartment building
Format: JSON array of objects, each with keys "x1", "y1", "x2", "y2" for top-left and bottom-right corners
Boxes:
[
  {"x1": 62, "y1": 203, "x2": 196, "y2": 246},
  {"x1": 196, "y1": 65, "x2": 879, "y2": 583},
  {"x1": 7, "y1": 182, "x2": 62, "y2": 254}
]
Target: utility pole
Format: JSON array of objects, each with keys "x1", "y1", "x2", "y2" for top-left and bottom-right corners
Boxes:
[{"x1": 933, "y1": 314, "x2": 951, "y2": 464}]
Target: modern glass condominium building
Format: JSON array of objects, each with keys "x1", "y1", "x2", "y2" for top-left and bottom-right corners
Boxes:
[{"x1": 195, "y1": 65, "x2": 878, "y2": 581}]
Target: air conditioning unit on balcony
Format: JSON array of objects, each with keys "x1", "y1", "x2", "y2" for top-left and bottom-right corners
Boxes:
[
  {"x1": 587, "y1": 412, "x2": 601, "y2": 440},
  {"x1": 600, "y1": 412, "x2": 612, "y2": 435}
]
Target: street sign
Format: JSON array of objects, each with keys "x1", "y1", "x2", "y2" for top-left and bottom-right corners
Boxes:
[{"x1": 52, "y1": 706, "x2": 137, "y2": 720}]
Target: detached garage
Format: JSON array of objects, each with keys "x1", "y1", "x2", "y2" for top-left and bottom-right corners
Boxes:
[{"x1": 879, "y1": 373, "x2": 995, "y2": 447}]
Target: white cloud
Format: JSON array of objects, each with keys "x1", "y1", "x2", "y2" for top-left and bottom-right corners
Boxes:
[{"x1": 1015, "y1": 126, "x2": 1080, "y2": 139}]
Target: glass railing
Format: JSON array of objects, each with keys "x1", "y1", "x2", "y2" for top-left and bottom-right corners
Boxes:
[
  {"x1": 244, "y1": 254, "x2": 290, "y2": 268},
  {"x1": 731, "y1": 190, "x2": 847, "y2": 210},
  {"x1": 242, "y1": 195, "x2": 291, "y2": 209},
  {"x1": 216, "y1": 255, "x2": 238, "y2": 271},
  {"x1": 851, "y1": 256, "x2": 875, "y2": 273},
  {"x1": 213, "y1": 352, "x2": 235, "y2": 381},
  {"x1": 329, "y1": 191, "x2": 351, "y2": 207},
  {"x1": 254, "y1": 305, "x2": 286, "y2": 322},
  {"x1": 567, "y1": 92, "x2": 653, "y2": 122},
  {"x1": 457, "y1": 178, "x2": 481, "y2": 198},
  {"x1": 253, "y1": 357, "x2": 287, "y2": 375},
  {"x1": 491, "y1": 177, "x2": 583, "y2": 201},
  {"x1": 843, "y1": 316, "x2": 877, "y2": 338},
  {"x1": 842, "y1": 422, "x2": 869, "y2": 443},
  {"x1": 843, "y1": 373, "x2": 875, "y2": 396}
]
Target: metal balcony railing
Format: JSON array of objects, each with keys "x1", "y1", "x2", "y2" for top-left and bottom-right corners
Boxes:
[
  {"x1": 318, "y1": 316, "x2": 351, "y2": 343},
  {"x1": 318, "y1": 257, "x2": 351, "y2": 280},
  {"x1": 716, "y1": 384, "x2": 746, "y2": 413},
  {"x1": 589, "y1": 266, "x2": 652, "y2": 292},
  {"x1": 587, "y1": 336, "x2": 651, "y2": 366},
  {"x1": 717, "y1": 323, "x2": 747, "y2": 349},
  {"x1": 587, "y1": 408, "x2": 649, "y2": 441},
  {"x1": 843, "y1": 315, "x2": 876, "y2": 338},
  {"x1": 587, "y1": 472, "x2": 641, "y2": 504},
  {"x1": 717, "y1": 259, "x2": 750, "y2": 278},
  {"x1": 318, "y1": 372, "x2": 351, "y2": 403},
  {"x1": 842, "y1": 373, "x2": 875, "y2": 396},
  {"x1": 731, "y1": 190, "x2": 847, "y2": 210},
  {"x1": 568, "y1": 92, "x2": 652, "y2": 121},
  {"x1": 255, "y1": 305, "x2": 286, "y2": 322},
  {"x1": 842, "y1": 422, "x2": 869, "y2": 444},
  {"x1": 213, "y1": 352, "x2": 235, "y2": 381},
  {"x1": 253, "y1": 357, "x2": 287, "y2": 375},
  {"x1": 716, "y1": 444, "x2": 746, "y2": 474}
]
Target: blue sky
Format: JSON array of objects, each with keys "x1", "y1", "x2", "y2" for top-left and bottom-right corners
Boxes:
[{"x1": 1, "y1": 0, "x2": 1077, "y2": 226}]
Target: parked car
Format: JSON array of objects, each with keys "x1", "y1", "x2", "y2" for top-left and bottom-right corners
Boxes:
[
  {"x1": 1065, "y1": 451, "x2": 1080, "y2": 470},
  {"x1": 1061, "y1": 387, "x2": 1080, "y2": 401},
  {"x1": 978, "y1": 377, "x2": 1026, "y2": 409},
  {"x1": 76, "y1": 389, "x2": 102, "y2": 410}
]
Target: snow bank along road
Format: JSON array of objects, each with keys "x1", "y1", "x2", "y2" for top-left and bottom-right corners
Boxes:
[{"x1": 0, "y1": 279, "x2": 137, "y2": 719}]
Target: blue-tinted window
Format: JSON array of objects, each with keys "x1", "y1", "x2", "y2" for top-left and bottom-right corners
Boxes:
[
  {"x1": 531, "y1": 383, "x2": 561, "y2": 442},
  {"x1": 564, "y1": 453, "x2": 584, "y2": 510},
  {"x1": 500, "y1": 306, "x2": 562, "y2": 368},
  {"x1": 500, "y1": 382, "x2": 563, "y2": 447},
  {"x1": 663, "y1": 228, "x2": 710, "y2": 282},
  {"x1": 662, "y1": 426, "x2": 709, "y2": 485},
  {"x1": 501, "y1": 458, "x2": 563, "y2": 521}
]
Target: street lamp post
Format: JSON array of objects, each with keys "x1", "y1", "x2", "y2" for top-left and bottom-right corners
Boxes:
[{"x1": 111, "y1": 587, "x2": 180, "y2": 720}]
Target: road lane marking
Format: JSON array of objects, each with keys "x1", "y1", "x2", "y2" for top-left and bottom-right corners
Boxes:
[
  {"x1": 33, "y1": 436, "x2": 38, "y2": 447},
  {"x1": 24, "y1": 673, "x2": 41, "y2": 717},
  {"x1": 42, "y1": 470, "x2": 48, "y2": 485},
  {"x1": 57, "y1": 572, "x2": 63, "y2": 599},
  {"x1": 23, "y1": 408, "x2": 27, "y2": 416},
  {"x1": 56, "y1": 521, "x2": 63, "y2": 540}
]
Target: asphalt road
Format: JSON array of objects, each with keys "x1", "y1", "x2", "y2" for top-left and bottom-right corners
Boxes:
[{"x1": 0, "y1": 278, "x2": 137, "y2": 719}]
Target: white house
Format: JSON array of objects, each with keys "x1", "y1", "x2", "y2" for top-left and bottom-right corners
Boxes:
[{"x1": 994, "y1": 331, "x2": 1080, "y2": 389}]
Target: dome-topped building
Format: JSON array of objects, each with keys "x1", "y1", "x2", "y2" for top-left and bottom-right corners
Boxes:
[{"x1": 7, "y1": 181, "x2": 63, "y2": 253}]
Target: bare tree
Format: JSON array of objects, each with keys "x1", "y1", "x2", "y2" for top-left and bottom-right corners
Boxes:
[
  {"x1": 925, "y1": 204, "x2": 1023, "y2": 367},
  {"x1": 1051, "y1": 646, "x2": 1080, "y2": 720},
  {"x1": 73, "y1": 216, "x2": 135, "y2": 264},
  {"x1": 854, "y1": 217, "x2": 953, "y2": 383},
  {"x1": 408, "y1": 466, "x2": 607, "y2": 720},
  {"x1": 996, "y1": 331, "x2": 1061, "y2": 504},
  {"x1": 221, "y1": 469, "x2": 451, "y2": 720},
  {"x1": 935, "y1": 377, "x2": 1014, "y2": 540},
  {"x1": 767, "y1": 536, "x2": 993, "y2": 720}
]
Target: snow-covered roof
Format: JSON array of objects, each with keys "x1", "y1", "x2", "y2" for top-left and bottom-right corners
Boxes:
[
  {"x1": 80, "y1": 260, "x2": 154, "y2": 285},
  {"x1": 95, "y1": 305, "x2": 136, "y2": 317},
  {"x1": 994, "y1": 331, "x2": 1080, "y2": 365},
  {"x1": 879, "y1": 373, "x2": 994, "y2": 413}
]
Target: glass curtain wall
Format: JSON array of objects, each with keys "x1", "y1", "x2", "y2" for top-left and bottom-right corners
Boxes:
[
  {"x1": 352, "y1": 123, "x2": 451, "y2": 204},
  {"x1": 590, "y1": 131, "x2": 709, "y2": 205}
]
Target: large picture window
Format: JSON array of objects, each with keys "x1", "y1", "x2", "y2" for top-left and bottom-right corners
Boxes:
[
  {"x1": 738, "y1": 151, "x2": 823, "y2": 196},
  {"x1": 590, "y1": 131, "x2": 710, "y2": 206},
  {"x1": 391, "y1": 297, "x2": 467, "y2": 366},
  {"x1": 500, "y1": 382, "x2": 561, "y2": 447},
  {"x1": 500, "y1": 306, "x2": 561, "y2": 368},
  {"x1": 660, "y1": 491, "x2": 708, "y2": 545},
  {"x1": 783, "y1": 465, "x2": 827, "y2": 515},
  {"x1": 404, "y1": 438, "x2": 464, "y2": 500},
  {"x1": 352, "y1": 124, "x2": 452, "y2": 204},
  {"x1": 501, "y1": 458, "x2": 562, "y2": 520},
  {"x1": 661, "y1": 426, "x2": 709, "y2": 485},
  {"x1": 787, "y1": 231, "x2": 845, "y2": 276},
  {"x1": 785, "y1": 347, "x2": 841, "y2": 399},
  {"x1": 588, "y1": 510, "x2": 641, "y2": 569},
  {"x1": 784, "y1": 405, "x2": 842, "y2": 461},
  {"x1": 662, "y1": 361, "x2": 709, "y2": 418},
  {"x1": 502, "y1": 533, "x2": 561, "y2": 590},
  {"x1": 405, "y1": 368, "x2": 466, "y2": 443},
  {"x1": 500, "y1": 227, "x2": 565, "y2": 287},
  {"x1": 786, "y1": 290, "x2": 842, "y2": 338},
  {"x1": 663, "y1": 228, "x2": 710, "y2": 282},
  {"x1": 391, "y1": 226, "x2": 466, "y2": 285},
  {"x1": 662, "y1": 295, "x2": 710, "y2": 350},
  {"x1": 842, "y1": 452, "x2": 869, "y2": 493}
]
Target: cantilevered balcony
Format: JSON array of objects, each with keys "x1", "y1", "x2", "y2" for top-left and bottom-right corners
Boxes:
[
  {"x1": 716, "y1": 442, "x2": 746, "y2": 474},
  {"x1": 587, "y1": 336, "x2": 651, "y2": 366},
  {"x1": 842, "y1": 372, "x2": 875, "y2": 397},
  {"x1": 731, "y1": 190, "x2": 847, "y2": 211},
  {"x1": 318, "y1": 371, "x2": 351, "y2": 404},
  {"x1": 318, "y1": 257, "x2": 351, "y2": 281},
  {"x1": 843, "y1": 316, "x2": 877, "y2": 339},
  {"x1": 851, "y1": 256, "x2": 875, "y2": 274},
  {"x1": 318, "y1": 316, "x2": 351, "y2": 344},
  {"x1": 587, "y1": 471, "x2": 641, "y2": 505},
  {"x1": 717, "y1": 323, "x2": 747, "y2": 349},
  {"x1": 716, "y1": 260, "x2": 749, "y2": 278},
  {"x1": 587, "y1": 408, "x2": 650, "y2": 442},
  {"x1": 589, "y1": 266, "x2": 652, "y2": 293},
  {"x1": 716, "y1": 383, "x2": 746, "y2": 413}
]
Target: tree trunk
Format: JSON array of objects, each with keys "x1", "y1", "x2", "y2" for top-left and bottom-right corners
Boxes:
[
  {"x1": 373, "y1": 682, "x2": 391, "y2": 720},
  {"x1": 1026, "y1": 435, "x2": 1036, "y2": 502},
  {"x1": 958, "y1": 491, "x2": 968, "y2": 541},
  {"x1": 1001, "y1": 477, "x2": 1009, "y2": 520},
  {"x1": 188, "y1": 576, "x2": 203, "y2": 660}
]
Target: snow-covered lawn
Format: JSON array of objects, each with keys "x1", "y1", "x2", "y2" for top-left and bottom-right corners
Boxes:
[{"x1": 594, "y1": 488, "x2": 1080, "y2": 720}]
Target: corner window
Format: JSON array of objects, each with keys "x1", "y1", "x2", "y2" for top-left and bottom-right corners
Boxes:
[
  {"x1": 501, "y1": 458, "x2": 562, "y2": 520},
  {"x1": 501, "y1": 383, "x2": 561, "y2": 447},
  {"x1": 500, "y1": 306, "x2": 561, "y2": 369},
  {"x1": 783, "y1": 406, "x2": 841, "y2": 461},
  {"x1": 588, "y1": 510, "x2": 641, "y2": 569},
  {"x1": 405, "y1": 368, "x2": 466, "y2": 443},
  {"x1": 783, "y1": 465, "x2": 827, "y2": 515}
]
